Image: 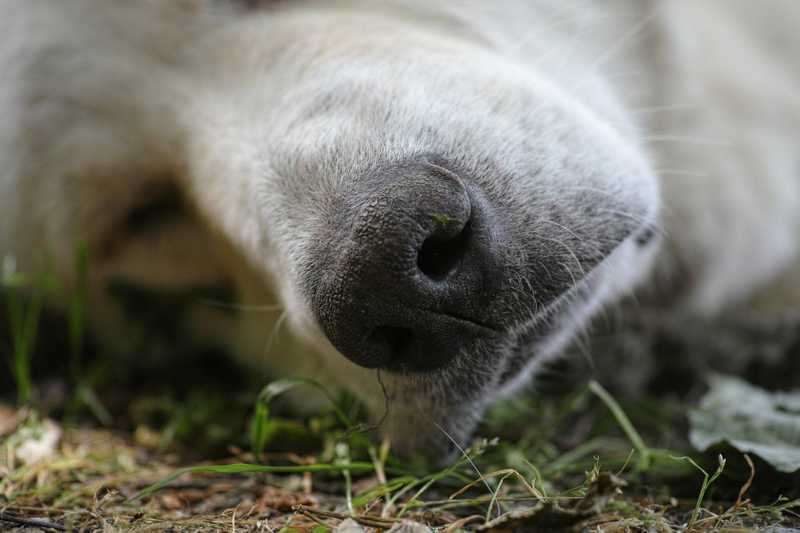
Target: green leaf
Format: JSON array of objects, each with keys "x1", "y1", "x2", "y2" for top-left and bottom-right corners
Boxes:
[{"x1": 689, "y1": 374, "x2": 800, "y2": 473}]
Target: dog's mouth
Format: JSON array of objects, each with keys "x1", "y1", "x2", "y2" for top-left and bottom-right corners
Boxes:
[
  {"x1": 375, "y1": 309, "x2": 505, "y2": 374},
  {"x1": 378, "y1": 298, "x2": 571, "y2": 379}
]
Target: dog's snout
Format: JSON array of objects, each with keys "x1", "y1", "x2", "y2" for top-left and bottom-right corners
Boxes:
[{"x1": 311, "y1": 162, "x2": 501, "y2": 372}]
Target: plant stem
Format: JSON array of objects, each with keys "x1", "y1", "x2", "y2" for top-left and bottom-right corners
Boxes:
[{"x1": 588, "y1": 380, "x2": 651, "y2": 470}]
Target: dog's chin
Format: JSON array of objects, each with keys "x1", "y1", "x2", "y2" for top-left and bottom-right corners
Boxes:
[
  {"x1": 375, "y1": 324, "x2": 579, "y2": 462},
  {"x1": 370, "y1": 304, "x2": 608, "y2": 461},
  {"x1": 369, "y1": 339, "x2": 504, "y2": 462},
  {"x1": 378, "y1": 307, "x2": 597, "y2": 460},
  {"x1": 380, "y1": 400, "x2": 484, "y2": 464}
]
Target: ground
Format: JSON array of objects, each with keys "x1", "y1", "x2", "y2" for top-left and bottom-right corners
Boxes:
[
  {"x1": 2, "y1": 273, "x2": 800, "y2": 532},
  {"x1": 3, "y1": 371, "x2": 800, "y2": 532}
]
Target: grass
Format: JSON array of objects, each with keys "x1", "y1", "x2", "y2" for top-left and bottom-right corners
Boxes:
[
  {"x1": 250, "y1": 377, "x2": 357, "y2": 462},
  {"x1": 3, "y1": 382, "x2": 800, "y2": 531},
  {"x1": 671, "y1": 454, "x2": 727, "y2": 528},
  {"x1": 2, "y1": 257, "x2": 800, "y2": 531},
  {"x1": 3, "y1": 261, "x2": 50, "y2": 406},
  {"x1": 588, "y1": 380, "x2": 652, "y2": 471}
]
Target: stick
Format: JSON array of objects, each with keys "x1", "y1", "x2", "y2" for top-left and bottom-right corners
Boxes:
[{"x1": 0, "y1": 511, "x2": 67, "y2": 532}]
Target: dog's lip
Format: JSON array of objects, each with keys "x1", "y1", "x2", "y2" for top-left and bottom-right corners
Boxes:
[
  {"x1": 426, "y1": 308, "x2": 503, "y2": 333},
  {"x1": 375, "y1": 309, "x2": 505, "y2": 374}
]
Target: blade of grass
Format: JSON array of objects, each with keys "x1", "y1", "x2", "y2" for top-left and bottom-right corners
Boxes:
[
  {"x1": 68, "y1": 243, "x2": 88, "y2": 384},
  {"x1": 588, "y1": 380, "x2": 651, "y2": 470},
  {"x1": 396, "y1": 440, "x2": 492, "y2": 518},
  {"x1": 5, "y1": 285, "x2": 31, "y2": 405},
  {"x1": 541, "y1": 436, "x2": 617, "y2": 476},
  {"x1": 336, "y1": 442, "x2": 354, "y2": 515},
  {"x1": 353, "y1": 476, "x2": 417, "y2": 507},
  {"x1": 432, "y1": 422, "x2": 497, "y2": 514},
  {"x1": 484, "y1": 472, "x2": 511, "y2": 524},
  {"x1": 392, "y1": 454, "x2": 480, "y2": 518},
  {"x1": 367, "y1": 440, "x2": 389, "y2": 514},
  {"x1": 5, "y1": 277, "x2": 46, "y2": 406},
  {"x1": 671, "y1": 454, "x2": 726, "y2": 528},
  {"x1": 448, "y1": 469, "x2": 544, "y2": 501},
  {"x1": 64, "y1": 243, "x2": 112, "y2": 425},
  {"x1": 250, "y1": 377, "x2": 355, "y2": 460},
  {"x1": 129, "y1": 462, "x2": 376, "y2": 502}
]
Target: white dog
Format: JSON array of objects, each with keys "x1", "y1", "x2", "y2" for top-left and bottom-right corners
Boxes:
[{"x1": 2, "y1": 0, "x2": 798, "y2": 457}]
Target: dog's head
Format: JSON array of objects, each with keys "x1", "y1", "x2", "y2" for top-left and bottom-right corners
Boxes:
[{"x1": 179, "y1": 5, "x2": 661, "y2": 458}]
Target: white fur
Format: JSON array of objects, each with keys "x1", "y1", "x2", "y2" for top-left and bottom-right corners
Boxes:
[{"x1": 1, "y1": 0, "x2": 798, "y2": 452}]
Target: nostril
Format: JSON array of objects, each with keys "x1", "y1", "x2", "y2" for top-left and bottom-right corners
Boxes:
[
  {"x1": 635, "y1": 226, "x2": 656, "y2": 246},
  {"x1": 367, "y1": 325, "x2": 414, "y2": 363},
  {"x1": 417, "y1": 219, "x2": 472, "y2": 281}
]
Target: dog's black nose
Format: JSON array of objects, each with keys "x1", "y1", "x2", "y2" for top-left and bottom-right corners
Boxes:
[{"x1": 310, "y1": 161, "x2": 502, "y2": 372}]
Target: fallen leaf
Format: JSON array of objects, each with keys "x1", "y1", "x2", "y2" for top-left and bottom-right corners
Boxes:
[{"x1": 689, "y1": 375, "x2": 800, "y2": 473}]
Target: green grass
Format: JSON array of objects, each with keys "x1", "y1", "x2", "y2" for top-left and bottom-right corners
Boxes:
[
  {"x1": 2, "y1": 256, "x2": 800, "y2": 531},
  {"x1": 89, "y1": 373, "x2": 793, "y2": 530},
  {"x1": 672, "y1": 453, "x2": 727, "y2": 527},
  {"x1": 588, "y1": 380, "x2": 652, "y2": 470},
  {"x1": 3, "y1": 266, "x2": 51, "y2": 406},
  {"x1": 249, "y1": 377, "x2": 357, "y2": 461},
  {"x1": 3, "y1": 373, "x2": 799, "y2": 531}
]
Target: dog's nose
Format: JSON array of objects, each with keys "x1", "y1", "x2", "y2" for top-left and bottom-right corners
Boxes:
[{"x1": 311, "y1": 162, "x2": 501, "y2": 372}]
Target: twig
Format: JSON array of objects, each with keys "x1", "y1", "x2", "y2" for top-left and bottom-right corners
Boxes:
[
  {"x1": 294, "y1": 505, "x2": 399, "y2": 529},
  {"x1": 444, "y1": 514, "x2": 484, "y2": 532},
  {"x1": 734, "y1": 454, "x2": 755, "y2": 510},
  {"x1": 712, "y1": 453, "x2": 756, "y2": 526},
  {"x1": 448, "y1": 469, "x2": 544, "y2": 501},
  {"x1": 0, "y1": 511, "x2": 67, "y2": 532}
]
